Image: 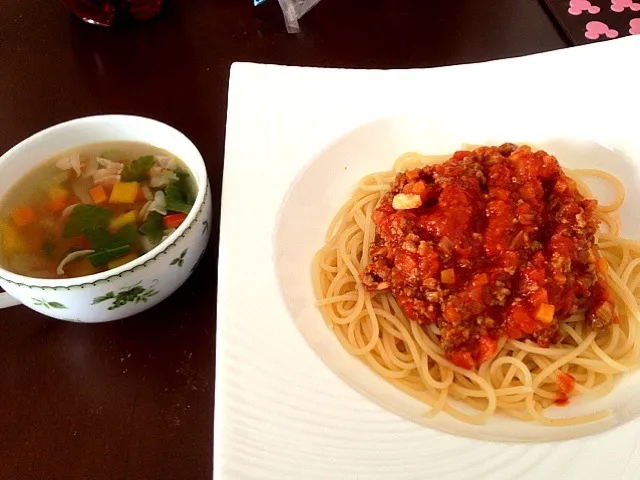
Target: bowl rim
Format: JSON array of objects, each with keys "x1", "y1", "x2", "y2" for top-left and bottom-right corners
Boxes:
[{"x1": 0, "y1": 114, "x2": 209, "y2": 289}]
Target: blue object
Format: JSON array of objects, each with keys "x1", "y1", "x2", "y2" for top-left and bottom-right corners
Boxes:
[{"x1": 254, "y1": 0, "x2": 267, "y2": 5}]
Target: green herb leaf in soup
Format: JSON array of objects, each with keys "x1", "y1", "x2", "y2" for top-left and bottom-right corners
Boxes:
[
  {"x1": 164, "y1": 184, "x2": 193, "y2": 214},
  {"x1": 114, "y1": 224, "x2": 139, "y2": 245},
  {"x1": 121, "y1": 155, "x2": 155, "y2": 182},
  {"x1": 175, "y1": 170, "x2": 196, "y2": 205},
  {"x1": 82, "y1": 226, "x2": 128, "y2": 250},
  {"x1": 87, "y1": 244, "x2": 131, "y2": 267},
  {"x1": 139, "y1": 212, "x2": 164, "y2": 243},
  {"x1": 82, "y1": 225, "x2": 138, "y2": 267},
  {"x1": 63, "y1": 205, "x2": 113, "y2": 238}
]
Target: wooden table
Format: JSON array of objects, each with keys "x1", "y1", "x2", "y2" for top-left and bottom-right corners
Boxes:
[{"x1": 0, "y1": 1, "x2": 567, "y2": 478}]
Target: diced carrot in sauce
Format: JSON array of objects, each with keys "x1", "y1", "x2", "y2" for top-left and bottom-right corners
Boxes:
[
  {"x1": 11, "y1": 206, "x2": 37, "y2": 227},
  {"x1": 596, "y1": 256, "x2": 608, "y2": 274},
  {"x1": 509, "y1": 305, "x2": 535, "y2": 334},
  {"x1": 163, "y1": 213, "x2": 188, "y2": 229},
  {"x1": 449, "y1": 350, "x2": 475, "y2": 370},
  {"x1": 89, "y1": 185, "x2": 108, "y2": 205},
  {"x1": 535, "y1": 303, "x2": 555, "y2": 324},
  {"x1": 554, "y1": 371, "x2": 576, "y2": 406},
  {"x1": 440, "y1": 268, "x2": 456, "y2": 284},
  {"x1": 476, "y1": 336, "x2": 497, "y2": 364},
  {"x1": 529, "y1": 288, "x2": 549, "y2": 307},
  {"x1": 556, "y1": 372, "x2": 575, "y2": 394},
  {"x1": 109, "y1": 182, "x2": 140, "y2": 204},
  {"x1": 405, "y1": 169, "x2": 420, "y2": 181},
  {"x1": 472, "y1": 273, "x2": 489, "y2": 286}
]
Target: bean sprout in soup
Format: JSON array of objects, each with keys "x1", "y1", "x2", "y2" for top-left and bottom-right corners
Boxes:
[{"x1": 0, "y1": 142, "x2": 197, "y2": 279}]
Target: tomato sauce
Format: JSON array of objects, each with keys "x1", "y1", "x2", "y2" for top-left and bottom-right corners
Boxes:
[{"x1": 362, "y1": 144, "x2": 617, "y2": 370}]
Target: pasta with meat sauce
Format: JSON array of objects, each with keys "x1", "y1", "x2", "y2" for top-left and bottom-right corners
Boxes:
[{"x1": 313, "y1": 144, "x2": 640, "y2": 425}]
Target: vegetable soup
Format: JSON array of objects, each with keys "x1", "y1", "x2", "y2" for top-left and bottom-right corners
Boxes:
[{"x1": 0, "y1": 142, "x2": 197, "y2": 279}]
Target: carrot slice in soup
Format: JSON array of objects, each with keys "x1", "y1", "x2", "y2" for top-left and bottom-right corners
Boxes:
[
  {"x1": 89, "y1": 185, "x2": 108, "y2": 205},
  {"x1": 11, "y1": 206, "x2": 37, "y2": 227},
  {"x1": 163, "y1": 213, "x2": 187, "y2": 229}
]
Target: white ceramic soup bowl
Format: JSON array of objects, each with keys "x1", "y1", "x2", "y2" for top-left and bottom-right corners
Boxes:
[{"x1": 0, "y1": 115, "x2": 212, "y2": 322}]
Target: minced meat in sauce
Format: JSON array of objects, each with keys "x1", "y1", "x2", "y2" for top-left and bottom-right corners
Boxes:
[{"x1": 361, "y1": 144, "x2": 617, "y2": 370}]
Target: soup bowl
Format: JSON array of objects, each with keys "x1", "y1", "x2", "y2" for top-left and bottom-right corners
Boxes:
[{"x1": 0, "y1": 115, "x2": 212, "y2": 322}]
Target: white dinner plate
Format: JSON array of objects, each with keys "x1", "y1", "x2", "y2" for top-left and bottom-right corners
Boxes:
[{"x1": 216, "y1": 36, "x2": 640, "y2": 479}]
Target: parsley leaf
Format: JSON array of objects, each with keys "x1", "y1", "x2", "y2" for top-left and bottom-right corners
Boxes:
[
  {"x1": 87, "y1": 245, "x2": 131, "y2": 267},
  {"x1": 121, "y1": 155, "x2": 155, "y2": 182},
  {"x1": 175, "y1": 170, "x2": 196, "y2": 205},
  {"x1": 139, "y1": 212, "x2": 164, "y2": 242},
  {"x1": 114, "y1": 224, "x2": 139, "y2": 245},
  {"x1": 164, "y1": 184, "x2": 193, "y2": 214},
  {"x1": 63, "y1": 205, "x2": 112, "y2": 238},
  {"x1": 82, "y1": 225, "x2": 138, "y2": 267}
]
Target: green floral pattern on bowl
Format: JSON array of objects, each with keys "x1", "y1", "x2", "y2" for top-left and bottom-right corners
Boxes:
[
  {"x1": 170, "y1": 249, "x2": 188, "y2": 268},
  {"x1": 92, "y1": 279, "x2": 159, "y2": 310},
  {"x1": 32, "y1": 298, "x2": 67, "y2": 309}
]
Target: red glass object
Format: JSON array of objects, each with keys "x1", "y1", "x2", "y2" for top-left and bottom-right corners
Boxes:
[{"x1": 60, "y1": 0, "x2": 162, "y2": 27}]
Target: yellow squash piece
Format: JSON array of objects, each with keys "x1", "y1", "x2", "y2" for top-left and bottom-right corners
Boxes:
[
  {"x1": 106, "y1": 252, "x2": 138, "y2": 270},
  {"x1": 47, "y1": 185, "x2": 70, "y2": 213},
  {"x1": 110, "y1": 210, "x2": 137, "y2": 231},
  {"x1": 49, "y1": 185, "x2": 69, "y2": 203},
  {"x1": 109, "y1": 182, "x2": 140, "y2": 204},
  {"x1": 1, "y1": 222, "x2": 37, "y2": 254}
]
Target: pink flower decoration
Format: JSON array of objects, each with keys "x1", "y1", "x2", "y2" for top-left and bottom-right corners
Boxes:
[
  {"x1": 569, "y1": 0, "x2": 601, "y2": 14},
  {"x1": 631, "y1": 18, "x2": 640, "y2": 34},
  {"x1": 611, "y1": 0, "x2": 640, "y2": 12},
  {"x1": 585, "y1": 21, "x2": 619, "y2": 40}
]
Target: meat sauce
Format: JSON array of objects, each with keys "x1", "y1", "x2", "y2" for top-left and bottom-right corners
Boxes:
[{"x1": 362, "y1": 144, "x2": 617, "y2": 370}]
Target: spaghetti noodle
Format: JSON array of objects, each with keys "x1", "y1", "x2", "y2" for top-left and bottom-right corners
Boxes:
[{"x1": 313, "y1": 144, "x2": 640, "y2": 425}]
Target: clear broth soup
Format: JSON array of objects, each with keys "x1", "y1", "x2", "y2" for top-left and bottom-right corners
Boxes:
[{"x1": 0, "y1": 141, "x2": 197, "y2": 279}]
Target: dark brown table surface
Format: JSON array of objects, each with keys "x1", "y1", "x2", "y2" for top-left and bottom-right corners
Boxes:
[{"x1": 0, "y1": 1, "x2": 567, "y2": 478}]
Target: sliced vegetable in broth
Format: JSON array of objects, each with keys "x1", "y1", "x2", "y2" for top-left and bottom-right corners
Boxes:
[
  {"x1": 0, "y1": 141, "x2": 197, "y2": 279},
  {"x1": 63, "y1": 204, "x2": 113, "y2": 237},
  {"x1": 164, "y1": 184, "x2": 193, "y2": 214},
  {"x1": 121, "y1": 155, "x2": 155, "y2": 182},
  {"x1": 139, "y1": 212, "x2": 165, "y2": 243}
]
